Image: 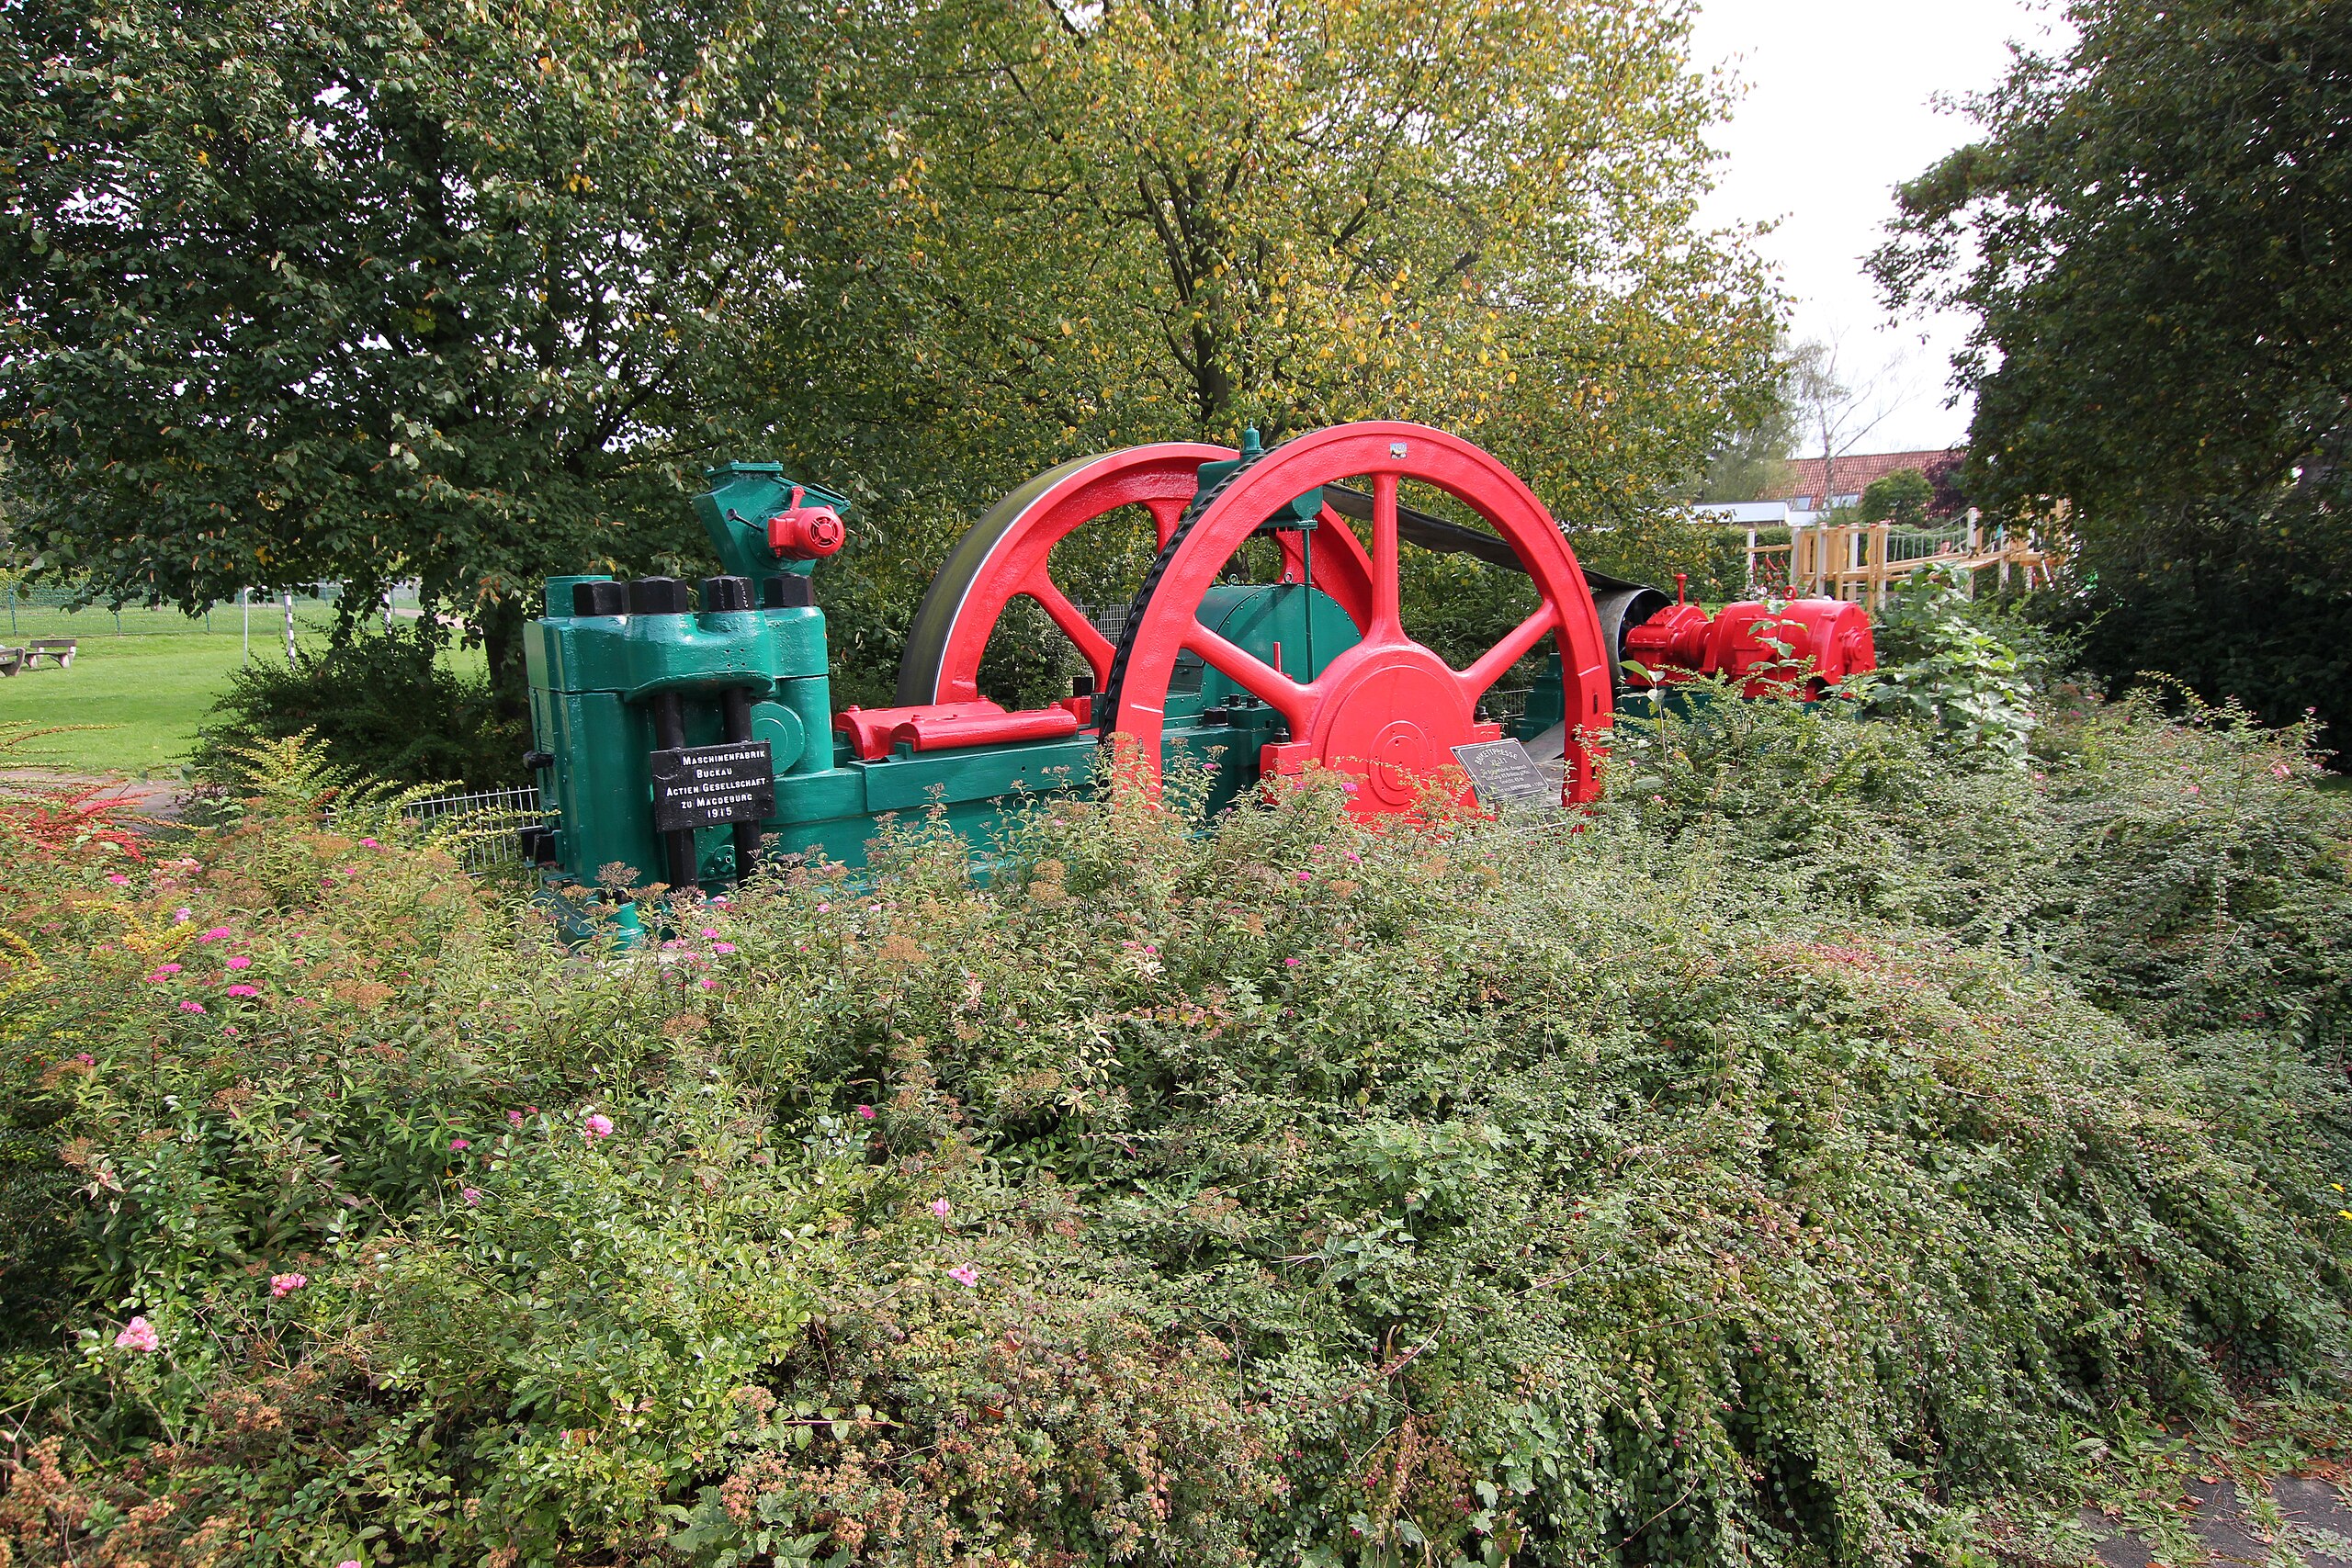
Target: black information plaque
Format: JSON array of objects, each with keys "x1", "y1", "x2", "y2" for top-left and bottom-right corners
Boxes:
[
  {"x1": 1450, "y1": 738, "x2": 1555, "y2": 808},
  {"x1": 650, "y1": 741, "x2": 775, "y2": 832}
]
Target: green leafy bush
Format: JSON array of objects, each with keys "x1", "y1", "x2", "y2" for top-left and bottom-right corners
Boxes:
[
  {"x1": 1858, "y1": 468, "x2": 1933, "y2": 528},
  {"x1": 2, "y1": 702, "x2": 2347, "y2": 1566},
  {"x1": 1858, "y1": 572, "x2": 2051, "y2": 765},
  {"x1": 190, "y1": 631, "x2": 528, "y2": 791}
]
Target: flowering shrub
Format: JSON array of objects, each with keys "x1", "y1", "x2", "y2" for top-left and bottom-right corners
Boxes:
[{"x1": 0, "y1": 706, "x2": 2346, "y2": 1566}]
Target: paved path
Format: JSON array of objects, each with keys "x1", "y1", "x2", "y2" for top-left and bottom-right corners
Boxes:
[
  {"x1": 2088, "y1": 1476, "x2": 2352, "y2": 1568},
  {"x1": 0, "y1": 770, "x2": 190, "y2": 820}
]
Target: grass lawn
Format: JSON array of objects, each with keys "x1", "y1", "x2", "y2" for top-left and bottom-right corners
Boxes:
[{"x1": 1, "y1": 619, "x2": 486, "y2": 778}]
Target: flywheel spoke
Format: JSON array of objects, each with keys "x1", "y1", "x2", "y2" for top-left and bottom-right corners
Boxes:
[
  {"x1": 1145, "y1": 497, "x2": 1187, "y2": 548},
  {"x1": 1023, "y1": 572, "x2": 1118, "y2": 689},
  {"x1": 1457, "y1": 600, "x2": 1561, "y2": 700},
  {"x1": 1369, "y1": 472, "x2": 1403, "y2": 640},
  {"x1": 1185, "y1": 620, "x2": 1314, "y2": 729}
]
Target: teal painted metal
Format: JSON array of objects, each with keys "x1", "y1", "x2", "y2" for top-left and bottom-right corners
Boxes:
[
  {"x1": 523, "y1": 465, "x2": 1363, "y2": 897},
  {"x1": 692, "y1": 463, "x2": 849, "y2": 584},
  {"x1": 1194, "y1": 428, "x2": 1322, "y2": 526}
]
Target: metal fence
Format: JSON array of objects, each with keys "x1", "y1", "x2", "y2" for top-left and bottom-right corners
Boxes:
[
  {"x1": 0, "y1": 581, "x2": 424, "y2": 647},
  {"x1": 1482, "y1": 687, "x2": 1531, "y2": 728},
  {"x1": 399, "y1": 784, "x2": 548, "y2": 873}
]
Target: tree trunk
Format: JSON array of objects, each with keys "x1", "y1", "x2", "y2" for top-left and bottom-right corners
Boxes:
[{"x1": 481, "y1": 596, "x2": 531, "y2": 725}]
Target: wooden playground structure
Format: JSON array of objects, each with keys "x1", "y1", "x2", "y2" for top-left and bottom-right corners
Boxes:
[{"x1": 1746, "y1": 517, "x2": 2060, "y2": 605}]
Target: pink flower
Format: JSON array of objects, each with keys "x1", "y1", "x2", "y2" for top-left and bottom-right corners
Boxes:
[
  {"x1": 817, "y1": 902, "x2": 831, "y2": 913},
  {"x1": 106, "y1": 874, "x2": 130, "y2": 886},
  {"x1": 225, "y1": 954, "x2": 253, "y2": 970},
  {"x1": 224, "y1": 984, "x2": 260, "y2": 998},
  {"x1": 174, "y1": 908, "x2": 191, "y2": 923},
  {"x1": 1344, "y1": 851, "x2": 1362, "y2": 863},
  {"x1": 508, "y1": 1110, "x2": 524, "y2": 1126},
  {"x1": 74, "y1": 1054, "x2": 94, "y2": 1066},
  {"x1": 222, "y1": 1027, "x2": 238, "y2": 1037},
  {"x1": 930, "y1": 1198, "x2": 953, "y2": 1219},
  {"x1": 855, "y1": 1104, "x2": 876, "y2": 1120},
  {"x1": 698, "y1": 976, "x2": 716, "y2": 989},
  {"x1": 337, "y1": 1560, "x2": 361, "y2": 1568},
  {"x1": 583, "y1": 1114, "x2": 614, "y2": 1139},
  {"x1": 359, "y1": 837, "x2": 381, "y2": 849},
  {"x1": 713, "y1": 942, "x2": 737, "y2": 954},
  {"x1": 269, "y1": 1272, "x2": 307, "y2": 1297},
  {"x1": 1284, "y1": 957, "x2": 1302, "y2": 967},
  {"x1": 2272, "y1": 762, "x2": 2293, "y2": 779},
  {"x1": 461, "y1": 1188, "x2": 481, "y2": 1207},
  {"x1": 449, "y1": 1138, "x2": 470, "y2": 1151},
  {"x1": 145, "y1": 964, "x2": 182, "y2": 980},
  {"x1": 1296, "y1": 870, "x2": 1313, "y2": 883},
  {"x1": 199, "y1": 926, "x2": 232, "y2": 942},
  {"x1": 700, "y1": 927, "x2": 718, "y2": 938},
  {"x1": 179, "y1": 1000, "x2": 206, "y2": 1013},
  {"x1": 2186, "y1": 784, "x2": 2200, "y2": 795},
  {"x1": 947, "y1": 1264, "x2": 979, "y2": 1288},
  {"x1": 114, "y1": 1316, "x2": 161, "y2": 1352}
]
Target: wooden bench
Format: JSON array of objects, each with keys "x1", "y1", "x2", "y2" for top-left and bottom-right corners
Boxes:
[
  {"x1": 23, "y1": 638, "x2": 75, "y2": 670},
  {"x1": 0, "y1": 647, "x2": 21, "y2": 677}
]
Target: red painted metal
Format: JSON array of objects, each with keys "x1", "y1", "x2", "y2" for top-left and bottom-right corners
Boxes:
[
  {"x1": 1622, "y1": 596, "x2": 1877, "y2": 696},
  {"x1": 908, "y1": 445, "x2": 1380, "y2": 705},
  {"x1": 1621, "y1": 601, "x2": 1712, "y2": 677},
  {"x1": 833, "y1": 700, "x2": 1081, "y2": 761},
  {"x1": 766, "y1": 487, "x2": 846, "y2": 559},
  {"x1": 1707, "y1": 598, "x2": 1876, "y2": 695},
  {"x1": 1104, "y1": 422, "x2": 1614, "y2": 810}
]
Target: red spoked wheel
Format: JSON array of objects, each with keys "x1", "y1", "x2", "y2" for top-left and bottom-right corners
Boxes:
[
  {"x1": 897, "y1": 444, "x2": 1378, "y2": 707},
  {"x1": 1102, "y1": 422, "x2": 1614, "y2": 809}
]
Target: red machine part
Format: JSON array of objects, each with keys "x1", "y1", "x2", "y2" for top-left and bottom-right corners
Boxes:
[
  {"x1": 1622, "y1": 596, "x2": 1876, "y2": 696},
  {"x1": 1101, "y1": 422, "x2": 1615, "y2": 811},
  {"x1": 767, "y1": 487, "x2": 846, "y2": 560},
  {"x1": 833, "y1": 699, "x2": 1084, "y2": 761},
  {"x1": 895, "y1": 445, "x2": 1383, "y2": 708}
]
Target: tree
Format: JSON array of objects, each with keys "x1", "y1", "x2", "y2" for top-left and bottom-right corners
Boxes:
[
  {"x1": 1786, "y1": 334, "x2": 1901, "y2": 511},
  {"x1": 1872, "y1": 0, "x2": 2352, "y2": 753},
  {"x1": 0, "y1": 0, "x2": 868, "y2": 699},
  {"x1": 1860, "y1": 468, "x2": 1933, "y2": 528},
  {"x1": 1690, "y1": 332, "x2": 1799, "y2": 502},
  {"x1": 853, "y1": 0, "x2": 1780, "y2": 559},
  {"x1": 1871, "y1": 0, "x2": 2352, "y2": 520}
]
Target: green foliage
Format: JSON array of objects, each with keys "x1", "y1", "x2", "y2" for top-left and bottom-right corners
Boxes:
[
  {"x1": 0, "y1": 0, "x2": 865, "y2": 683},
  {"x1": 1857, "y1": 468, "x2": 1933, "y2": 528},
  {"x1": 1871, "y1": 0, "x2": 2351, "y2": 761},
  {"x1": 4, "y1": 701, "x2": 2350, "y2": 1565},
  {"x1": 865, "y1": 0, "x2": 1779, "y2": 513},
  {"x1": 1856, "y1": 572, "x2": 2046, "y2": 765},
  {"x1": 2034, "y1": 493, "x2": 2352, "y2": 764},
  {"x1": 189, "y1": 632, "x2": 527, "y2": 790},
  {"x1": 1872, "y1": 0, "x2": 2352, "y2": 520}
]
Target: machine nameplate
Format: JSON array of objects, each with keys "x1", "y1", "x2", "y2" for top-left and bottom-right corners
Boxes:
[
  {"x1": 1450, "y1": 738, "x2": 1555, "y2": 808},
  {"x1": 650, "y1": 742, "x2": 775, "y2": 831}
]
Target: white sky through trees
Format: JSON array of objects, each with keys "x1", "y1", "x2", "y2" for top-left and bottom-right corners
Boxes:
[{"x1": 1690, "y1": 0, "x2": 2069, "y2": 455}]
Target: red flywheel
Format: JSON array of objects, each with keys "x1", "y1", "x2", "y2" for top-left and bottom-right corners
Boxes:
[
  {"x1": 899, "y1": 443, "x2": 1378, "y2": 705},
  {"x1": 1102, "y1": 423, "x2": 1615, "y2": 809}
]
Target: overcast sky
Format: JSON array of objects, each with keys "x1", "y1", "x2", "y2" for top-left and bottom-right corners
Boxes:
[{"x1": 1687, "y1": 0, "x2": 2071, "y2": 456}]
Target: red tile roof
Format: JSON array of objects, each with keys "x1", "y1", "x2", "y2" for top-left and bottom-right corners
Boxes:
[{"x1": 1770, "y1": 448, "x2": 1968, "y2": 515}]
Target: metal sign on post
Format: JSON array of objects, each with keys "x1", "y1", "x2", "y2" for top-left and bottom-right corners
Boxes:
[{"x1": 1450, "y1": 738, "x2": 1556, "y2": 809}]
